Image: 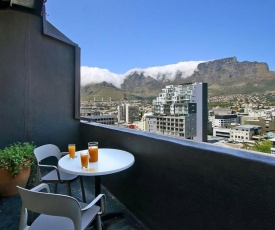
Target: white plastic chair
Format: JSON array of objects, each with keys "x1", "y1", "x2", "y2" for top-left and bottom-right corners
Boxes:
[
  {"x1": 34, "y1": 144, "x2": 86, "y2": 202},
  {"x1": 17, "y1": 183, "x2": 106, "y2": 230}
]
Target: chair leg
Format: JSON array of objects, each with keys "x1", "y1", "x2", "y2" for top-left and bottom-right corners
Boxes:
[
  {"x1": 80, "y1": 176, "x2": 86, "y2": 203},
  {"x1": 95, "y1": 214, "x2": 102, "y2": 230},
  {"x1": 66, "y1": 182, "x2": 72, "y2": 196}
]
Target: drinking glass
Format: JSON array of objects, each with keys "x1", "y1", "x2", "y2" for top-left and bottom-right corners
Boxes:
[
  {"x1": 68, "y1": 144, "x2": 76, "y2": 159},
  {"x1": 88, "y1": 142, "x2": 98, "y2": 162},
  {"x1": 80, "y1": 152, "x2": 89, "y2": 169}
]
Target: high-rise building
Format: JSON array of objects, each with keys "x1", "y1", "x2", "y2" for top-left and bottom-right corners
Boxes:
[
  {"x1": 117, "y1": 103, "x2": 139, "y2": 123},
  {"x1": 145, "y1": 82, "x2": 208, "y2": 142}
]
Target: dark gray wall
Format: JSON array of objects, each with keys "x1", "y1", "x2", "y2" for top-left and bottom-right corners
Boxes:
[
  {"x1": 81, "y1": 122, "x2": 275, "y2": 230},
  {"x1": 0, "y1": 9, "x2": 81, "y2": 150}
]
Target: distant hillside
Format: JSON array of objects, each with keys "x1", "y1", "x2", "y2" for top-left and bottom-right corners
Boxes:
[
  {"x1": 81, "y1": 81, "x2": 124, "y2": 101},
  {"x1": 80, "y1": 57, "x2": 275, "y2": 101},
  {"x1": 81, "y1": 81, "x2": 153, "y2": 101}
]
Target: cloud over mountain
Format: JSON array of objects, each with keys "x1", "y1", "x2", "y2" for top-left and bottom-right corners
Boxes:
[
  {"x1": 125, "y1": 61, "x2": 206, "y2": 81},
  {"x1": 81, "y1": 61, "x2": 206, "y2": 88},
  {"x1": 80, "y1": 57, "x2": 275, "y2": 101},
  {"x1": 81, "y1": 66, "x2": 124, "y2": 88}
]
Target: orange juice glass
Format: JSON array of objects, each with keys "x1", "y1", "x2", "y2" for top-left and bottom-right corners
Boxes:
[
  {"x1": 68, "y1": 144, "x2": 76, "y2": 159},
  {"x1": 88, "y1": 142, "x2": 98, "y2": 162},
  {"x1": 80, "y1": 152, "x2": 89, "y2": 169}
]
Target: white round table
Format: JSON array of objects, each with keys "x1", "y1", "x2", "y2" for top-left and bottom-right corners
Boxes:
[
  {"x1": 58, "y1": 148, "x2": 135, "y2": 196},
  {"x1": 59, "y1": 148, "x2": 135, "y2": 222},
  {"x1": 59, "y1": 148, "x2": 134, "y2": 176}
]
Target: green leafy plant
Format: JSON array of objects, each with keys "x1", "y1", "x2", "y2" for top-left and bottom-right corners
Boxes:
[
  {"x1": 0, "y1": 142, "x2": 36, "y2": 176},
  {"x1": 242, "y1": 140, "x2": 273, "y2": 154},
  {"x1": 251, "y1": 140, "x2": 273, "y2": 154}
]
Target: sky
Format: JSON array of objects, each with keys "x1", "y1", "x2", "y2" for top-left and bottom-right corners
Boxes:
[{"x1": 46, "y1": 0, "x2": 275, "y2": 76}]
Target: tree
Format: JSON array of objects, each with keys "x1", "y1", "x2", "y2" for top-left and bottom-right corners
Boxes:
[
  {"x1": 242, "y1": 140, "x2": 273, "y2": 154},
  {"x1": 242, "y1": 141, "x2": 249, "y2": 150},
  {"x1": 251, "y1": 140, "x2": 273, "y2": 154}
]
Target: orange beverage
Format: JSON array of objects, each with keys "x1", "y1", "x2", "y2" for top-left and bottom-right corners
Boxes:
[
  {"x1": 88, "y1": 146, "x2": 98, "y2": 162},
  {"x1": 80, "y1": 152, "x2": 89, "y2": 168},
  {"x1": 68, "y1": 144, "x2": 75, "y2": 159}
]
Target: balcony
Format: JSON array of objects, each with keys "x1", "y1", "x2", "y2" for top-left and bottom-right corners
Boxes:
[
  {"x1": 80, "y1": 122, "x2": 275, "y2": 229},
  {"x1": 2, "y1": 5, "x2": 275, "y2": 229},
  {"x1": 2, "y1": 122, "x2": 275, "y2": 229}
]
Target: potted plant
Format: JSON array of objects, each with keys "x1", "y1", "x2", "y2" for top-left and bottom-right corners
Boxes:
[{"x1": 0, "y1": 142, "x2": 36, "y2": 197}]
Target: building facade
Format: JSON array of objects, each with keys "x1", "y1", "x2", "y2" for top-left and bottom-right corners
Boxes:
[
  {"x1": 213, "y1": 114, "x2": 240, "y2": 128},
  {"x1": 81, "y1": 115, "x2": 116, "y2": 125},
  {"x1": 230, "y1": 125, "x2": 262, "y2": 143},
  {"x1": 213, "y1": 127, "x2": 231, "y2": 138},
  {"x1": 242, "y1": 115, "x2": 275, "y2": 134},
  {"x1": 146, "y1": 82, "x2": 208, "y2": 142},
  {"x1": 117, "y1": 104, "x2": 139, "y2": 123}
]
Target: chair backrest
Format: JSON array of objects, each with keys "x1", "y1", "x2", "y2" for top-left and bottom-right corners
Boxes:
[
  {"x1": 34, "y1": 144, "x2": 62, "y2": 162},
  {"x1": 18, "y1": 186, "x2": 82, "y2": 230}
]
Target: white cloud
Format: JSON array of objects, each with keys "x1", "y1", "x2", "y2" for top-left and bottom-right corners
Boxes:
[
  {"x1": 81, "y1": 66, "x2": 124, "y2": 88},
  {"x1": 125, "y1": 61, "x2": 206, "y2": 81},
  {"x1": 81, "y1": 60, "x2": 206, "y2": 88}
]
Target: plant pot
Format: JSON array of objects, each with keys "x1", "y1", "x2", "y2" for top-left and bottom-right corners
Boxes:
[{"x1": 0, "y1": 165, "x2": 30, "y2": 197}]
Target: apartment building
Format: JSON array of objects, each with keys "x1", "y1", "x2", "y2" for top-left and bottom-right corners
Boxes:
[
  {"x1": 146, "y1": 114, "x2": 197, "y2": 139},
  {"x1": 145, "y1": 82, "x2": 208, "y2": 142}
]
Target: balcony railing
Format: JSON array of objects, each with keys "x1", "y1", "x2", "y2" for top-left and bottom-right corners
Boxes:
[{"x1": 80, "y1": 121, "x2": 275, "y2": 230}]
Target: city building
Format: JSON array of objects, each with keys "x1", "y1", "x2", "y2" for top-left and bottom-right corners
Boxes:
[
  {"x1": 146, "y1": 114, "x2": 196, "y2": 139},
  {"x1": 230, "y1": 125, "x2": 262, "y2": 143},
  {"x1": 146, "y1": 82, "x2": 208, "y2": 142},
  {"x1": 80, "y1": 108, "x2": 101, "y2": 116},
  {"x1": 209, "y1": 109, "x2": 233, "y2": 116},
  {"x1": 117, "y1": 103, "x2": 139, "y2": 123},
  {"x1": 213, "y1": 127, "x2": 231, "y2": 138},
  {"x1": 242, "y1": 115, "x2": 275, "y2": 134},
  {"x1": 81, "y1": 114, "x2": 116, "y2": 125},
  {"x1": 80, "y1": 108, "x2": 115, "y2": 125},
  {"x1": 212, "y1": 114, "x2": 240, "y2": 128},
  {"x1": 135, "y1": 112, "x2": 152, "y2": 131}
]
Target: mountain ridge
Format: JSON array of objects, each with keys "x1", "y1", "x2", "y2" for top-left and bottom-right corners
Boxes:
[{"x1": 81, "y1": 57, "x2": 275, "y2": 101}]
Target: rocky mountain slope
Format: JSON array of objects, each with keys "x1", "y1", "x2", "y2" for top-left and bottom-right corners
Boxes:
[
  {"x1": 182, "y1": 57, "x2": 275, "y2": 96},
  {"x1": 81, "y1": 57, "x2": 275, "y2": 101}
]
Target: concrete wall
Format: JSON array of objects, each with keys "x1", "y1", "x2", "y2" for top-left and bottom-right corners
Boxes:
[
  {"x1": 0, "y1": 9, "x2": 81, "y2": 150},
  {"x1": 81, "y1": 122, "x2": 275, "y2": 230}
]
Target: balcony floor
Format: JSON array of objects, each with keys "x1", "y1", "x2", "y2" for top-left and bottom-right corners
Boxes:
[{"x1": 0, "y1": 176, "x2": 147, "y2": 230}]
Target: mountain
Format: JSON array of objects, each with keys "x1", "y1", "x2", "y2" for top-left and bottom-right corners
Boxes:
[
  {"x1": 80, "y1": 81, "x2": 150, "y2": 101},
  {"x1": 121, "y1": 71, "x2": 163, "y2": 98},
  {"x1": 80, "y1": 57, "x2": 275, "y2": 101},
  {"x1": 81, "y1": 81, "x2": 124, "y2": 101},
  {"x1": 181, "y1": 57, "x2": 275, "y2": 95}
]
